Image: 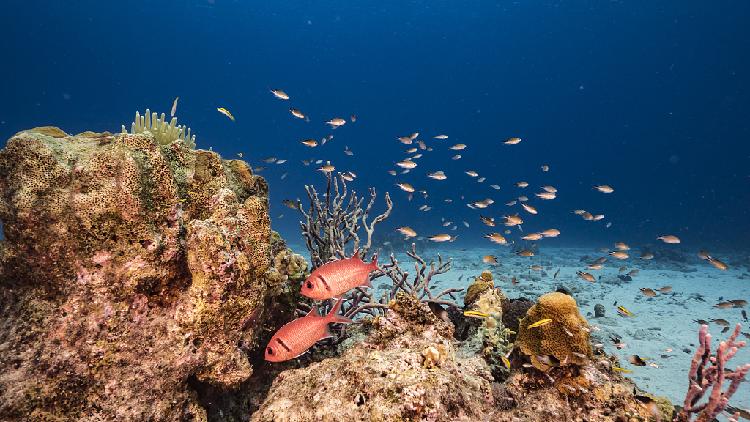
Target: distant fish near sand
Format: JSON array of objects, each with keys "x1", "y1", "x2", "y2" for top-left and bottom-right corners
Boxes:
[{"x1": 657, "y1": 235, "x2": 681, "y2": 244}]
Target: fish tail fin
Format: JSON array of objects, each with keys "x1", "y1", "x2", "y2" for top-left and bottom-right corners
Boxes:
[
  {"x1": 370, "y1": 253, "x2": 379, "y2": 270},
  {"x1": 450, "y1": 235, "x2": 458, "y2": 242},
  {"x1": 327, "y1": 297, "x2": 353, "y2": 324}
]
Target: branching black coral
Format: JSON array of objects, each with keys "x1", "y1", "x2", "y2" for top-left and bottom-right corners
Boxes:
[
  {"x1": 300, "y1": 243, "x2": 462, "y2": 320},
  {"x1": 299, "y1": 172, "x2": 392, "y2": 268}
]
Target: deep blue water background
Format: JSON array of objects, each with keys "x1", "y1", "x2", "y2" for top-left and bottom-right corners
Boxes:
[{"x1": 1, "y1": 1, "x2": 748, "y2": 251}]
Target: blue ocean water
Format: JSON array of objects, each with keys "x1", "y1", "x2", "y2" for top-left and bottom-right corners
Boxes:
[
  {"x1": 1, "y1": 1, "x2": 748, "y2": 250},
  {"x1": 2, "y1": 0, "x2": 750, "y2": 417}
]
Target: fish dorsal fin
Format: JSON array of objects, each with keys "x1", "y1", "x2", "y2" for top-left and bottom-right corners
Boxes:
[{"x1": 352, "y1": 248, "x2": 360, "y2": 260}]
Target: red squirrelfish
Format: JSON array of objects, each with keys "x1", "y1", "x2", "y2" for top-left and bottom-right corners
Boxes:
[
  {"x1": 300, "y1": 250, "x2": 378, "y2": 300},
  {"x1": 265, "y1": 298, "x2": 352, "y2": 362}
]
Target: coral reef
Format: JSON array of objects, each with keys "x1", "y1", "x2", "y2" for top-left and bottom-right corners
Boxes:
[
  {"x1": 254, "y1": 289, "x2": 664, "y2": 422},
  {"x1": 515, "y1": 292, "x2": 592, "y2": 371},
  {"x1": 675, "y1": 323, "x2": 750, "y2": 422},
  {"x1": 0, "y1": 128, "x2": 292, "y2": 420},
  {"x1": 464, "y1": 270, "x2": 495, "y2": 307},
  {"x1": 299, "y1": 172, "x2": 391, "y2": 268}
]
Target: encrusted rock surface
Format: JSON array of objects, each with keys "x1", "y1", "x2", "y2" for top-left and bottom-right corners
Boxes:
[
  {"x1": 0, "y1": 128, "x2": 292, "y2": 421},
  {"x1": 253, "y1": 293, "x2": 665, "y2": 422}
]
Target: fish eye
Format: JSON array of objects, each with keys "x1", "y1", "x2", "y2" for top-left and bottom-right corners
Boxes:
[
  {"x1": 266, "y1": 347, "x2": 274, "y2": 355},
  {"x1": 306, "y1": 281, "x2": 313, "y2": 289}
]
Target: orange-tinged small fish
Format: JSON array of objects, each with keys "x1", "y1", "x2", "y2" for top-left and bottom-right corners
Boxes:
[
  {"x1": 326, "y1": 117, "x2": 347, "y2": 128},
  {"x1": 541, "y1": 165, "x2": 549, "y2": 172},
  {"x1": 480, "y1": 215, "x2": 496, "y2": 227},
  {"x1": 587, "y1": 263, "x2": 603, "y2": 270},
  {"x1": 265, "y1": 298, "x2": 352, "y2": 362},
  {"x1": 522, "y1": 233, "x2": 543, "y2": 241},
  {"x1": 290, "y1": 108, "x2": 308, "y2": 121},
  {"x1": 594, "y1": 184, "x2": 614, "y2": 194},
  {"x1": 610, "y1": 251, "x2": 629, "y2": 260},
  {"x1": 504, "y1": 137, "x2": 522, "y2": 145},
  {"x1": 541, "y1": 228, "x2": 560, "y2": 238},
  {"x1": 406, "y1": 147, "x2": 418, "y2": 153},
  {"x1": 451, "y1": 154, "x2": 462, "y2": 160},
  {"x1": 427, "y1": 171, "x2": 447, "y2": 180},
  {"x1": 658, "y1": 286, "x2": 672, "y2": 293},
  {"x1": 396, "y1": 226, "x2": 417, "y2": 239},
  {"x1": 521, "y1": 203, "x2": 538, "y2": 215},
  {"x1": 483, "y1": 255, "x2": 498, "y2": 264},
  {"x1": 577, "y1": 271, "x2": 596, "y2": 282},
  {"x1": 657, "y1": 235, "x2": 681, "y2": 244},
  {"x1": 541, "y1": 185, "x2": 557, "y2": 193},
  {"x1": 465, "y1": 170, "x2": 479, "y2": 177},
  {"x1": 530, "y1": 265, "x2": 543, "y2": 271},
  {"x1": 535, "y1": 191, "x2": 556, "y2": 200},
  {"x1": 387, "y1": 170, "x2": 397, "y2": 176},
  {"x1": 516, "y1": 249, "x2": 534, "y2": 257},
  {"x1": 217, "y1": 107, "x2": 235, "y2": 121},
  {"x1": 640, "y1": 288, "x2": 657, "y2": 297},
  {"x1": 317, "y1": 161, "x2": 335, "y2": 173},
  {"x1": 614, "y1": 242, "x2": 630, "y2": 251},
  {"x1": 396, "y1": 160, "x2": 417, "y2": 169},
  {"x1": 506, "y1": 200, "x2": 517, "y2": 206},
  {"x1": 434, "y1": 134, "x2": 449, "y2": 139},
  {"x1": 395, "y1": 182, "x2": 415, "y2": 193},
  {"x1": 301, "y1": 250, "x2": 378, "y2": 300},
  {"x1": 516, "y1": 181, "x2": 529, "y2": 188},
  {"x1": 707, "y1": 257, "x2": 728, "y2": 271},
  {"x1": 398, "y1": 135, "x2": 413, "y2": 144},
  {"x1": 429, "y1": 234, "x2": 457, "y2": 242},
  {"x1": 698, "y1": 250, "x2": 711, "y2": 260},
  {"x1": 504, "y1": 214, "x2": 523, "y2": 227},
  {"x1": 270, "y1": 89, "x2": 290, "y2": 100},
  {"x1": 485, "y1": 233, "x2": 508, "y2": 245},
  {"x1": 300, "y1": 139, "x2": 318, "y2": 147},
  {"x1": 417, "y1": 140, "x2": 427, "y2": 150},
  {"x1": 450, "y1": 143, "x2": 467, "y2": 150},
  {"x1": 640, "y1": 251, "x2": 655, "y2": 260},
  {"x1": 518, "y1": 195, "x2": 529, "y2": 202}
]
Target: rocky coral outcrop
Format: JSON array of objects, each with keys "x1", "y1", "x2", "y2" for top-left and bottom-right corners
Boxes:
[
  {"x1": 253, "y1": 294, "x2": 497, "y2": 422},
  {"x1": 254, "y1": 292, "x2": 667, "y2": 422},
  {"x1": 515, "y1": 292, "x2": 592, "y2": 371},
  {"x1": 0, "y1": 128, "x2": 294, "y2": 420}
]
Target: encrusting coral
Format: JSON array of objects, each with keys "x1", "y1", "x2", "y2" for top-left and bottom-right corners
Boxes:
[
  {"x1": 0, "y1": 127, "x2": 294, "y2": 420},
  {"x1": 515, "y1": 291, "x2": 591, "y2": 371}
]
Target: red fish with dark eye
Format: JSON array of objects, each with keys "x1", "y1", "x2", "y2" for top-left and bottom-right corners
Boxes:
[
  {"x1": 301, "y1": 250, "x2": 378, "y2": 300},
  {"x1": 264, "y1": 298, "x2": 352, "y2": 362}
]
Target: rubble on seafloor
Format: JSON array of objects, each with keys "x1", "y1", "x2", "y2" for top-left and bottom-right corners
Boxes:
[{"x1": 0, "y1": 127, "x2": 675, "y2": 421}]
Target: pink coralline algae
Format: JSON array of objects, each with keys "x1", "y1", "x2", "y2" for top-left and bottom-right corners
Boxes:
[{"x1": 0, "y1": 128, "x2": 294, "y2": 421}]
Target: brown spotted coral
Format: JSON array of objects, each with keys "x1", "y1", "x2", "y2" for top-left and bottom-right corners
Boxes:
[{"x1": 515, "y1": 292, "x2": 591, "y2": 371}]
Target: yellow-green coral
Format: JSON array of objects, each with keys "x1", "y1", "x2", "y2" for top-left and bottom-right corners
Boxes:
[
  {"x1": 515, "y1": 292, "x2": 591, "y2": 371},
  {"x1": 122, "y1": 109, "x2": 196, "y2": 149},
  {"x1": 464, "y1": 270, "x2": 495, "y2": 307}
]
